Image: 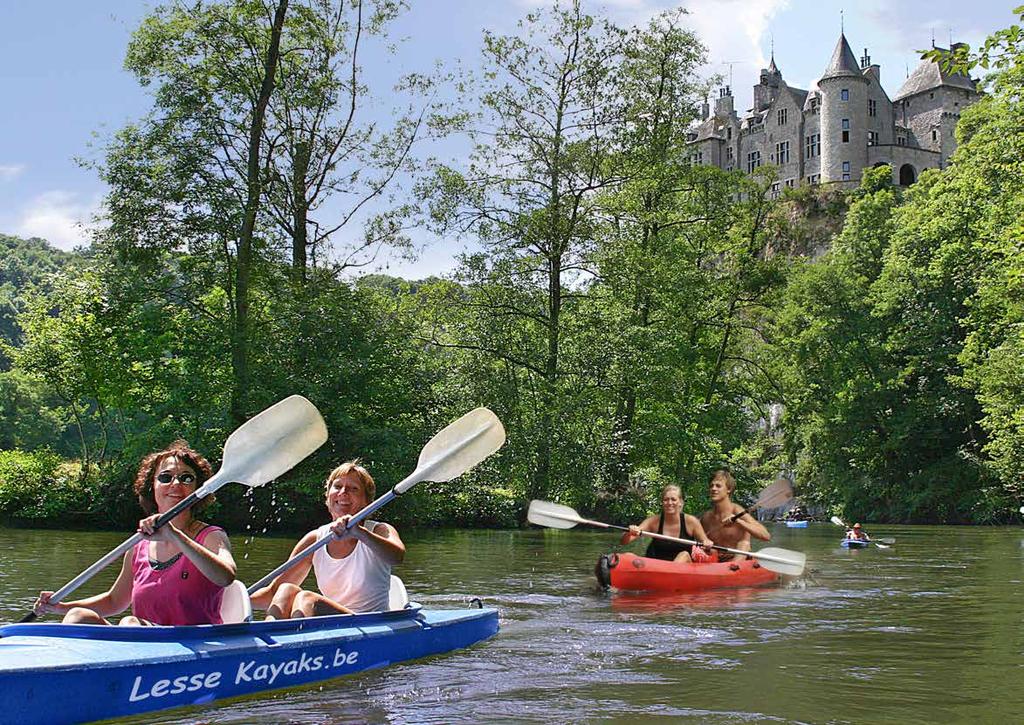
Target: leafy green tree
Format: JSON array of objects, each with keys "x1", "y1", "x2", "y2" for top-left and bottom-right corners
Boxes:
[{"x1": 420, "y1": 0, "x2": 625, "y2": 501}]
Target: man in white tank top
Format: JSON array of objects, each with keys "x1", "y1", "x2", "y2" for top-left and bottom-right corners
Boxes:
[{"x1": 250, "y1": 460, "x2": 405, "y2": 618}]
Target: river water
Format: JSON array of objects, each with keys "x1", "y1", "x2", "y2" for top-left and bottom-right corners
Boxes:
[{"x1": 2, "y1": 523, "x2": 1022, "y2": 724}]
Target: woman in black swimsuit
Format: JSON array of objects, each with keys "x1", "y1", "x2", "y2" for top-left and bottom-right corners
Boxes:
[{"x1": 619, "y1": 484, "x2": 714, "y2": 562}]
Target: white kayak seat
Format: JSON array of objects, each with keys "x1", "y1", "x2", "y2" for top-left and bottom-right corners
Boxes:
[
  {"x1": 388, "y1": 575, "x2": 409, "y2": 610},
  {"x1": 219, "y1": 579, "x2": 253, "y2": 623}
]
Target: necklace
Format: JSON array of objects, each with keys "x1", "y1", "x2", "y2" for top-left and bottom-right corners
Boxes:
[
  {"x1": 150, "y1": 552, "x2": 183, "y2": 570},
  {"x1": 148, "y1": 519, "x2": 200, "y2": 569}
]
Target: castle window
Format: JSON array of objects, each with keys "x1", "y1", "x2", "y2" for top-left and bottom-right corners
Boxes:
[
  {"x1": 778, "y1": 108, "x2": 788, "y2": 126},
  {"x1": 868, "y1": 131, "x2": 878, "y2": 146},
  {"x1": 932, "y1": 129, "x2": 938, "y2": 141},
  {"x1": 930, "y1": 92, "x2": 934, "y2": 99},
  {"x1": 770, "y1": 182, "x2": 780, "y2": 197},
  {"x1": 807, "y1": 174, "x2": 820, "y2": 184},
  {"x1": 897, "y1": 136, "x2": 906, "y2": 146},
  {"x1": 805, "y1": 133, "x2": 820, "y2": 158},
  {"x1": 775, "y1": 141, "x2": 790, "y2": 164},
  {"x1": 843, "y1": 173, "x2": 851, "y2": 181},
  {"x1": 868, "y1": 99, "x2": 877, "y2": 117},
  {"x1": 727, "y1": 147, "x2": 734, "y2": 161},
  {"x1": 841, "y1": 89, "x2": 849, "y2": 101},
  {"x1": 785, "y1": 179, "x2": 795, "y2": 188},
  {"x1": 842, "y1": 119, "x2": 850, "y2": 130},
  {"x1": 727, "y1": 127, "x2": 732, "y2": 139},
  {"x1": 747, "y1": 151, "x2": 762, "y2": 173},
  {"x1": 842, "y1": 161, "x2": 850, "y2": 172},
  {"x1": 842, "y1": 131, "x2": 850, "y2": 142}
]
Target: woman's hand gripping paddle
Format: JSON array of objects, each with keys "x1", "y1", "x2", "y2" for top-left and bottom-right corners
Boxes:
[
  {"x1": 528, "y1": 500, "x2": 806, "y2": 576},
  {"x1": 19, "y1": 395, "x2": 328, "y2": 623},
  {"x1": 247, "y1": 407, "x2": 506, "y2": 594}
]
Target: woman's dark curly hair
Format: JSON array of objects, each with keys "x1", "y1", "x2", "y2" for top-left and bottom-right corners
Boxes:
[{"x1": 134, "y1": 440, "x2": 215, "y2": 515}]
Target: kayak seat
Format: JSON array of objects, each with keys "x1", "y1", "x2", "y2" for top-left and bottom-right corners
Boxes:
[
  {"x1": 388, "y1": 575, "x2": 409, "y2": 610},
  {"x1": 220, "y1": 579, "x2": 253, "y2": 623}
]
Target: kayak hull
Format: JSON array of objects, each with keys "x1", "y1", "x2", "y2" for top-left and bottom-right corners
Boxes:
[
  {"x1": 0, "y1": 605, "x2": 497, "y2": 725},
  {"x1": 785, "y1": 520, "x2": 809, "y2": 528},
  {"x1": 840, "y1": 538, "x2": 871, "y2": 548},
  {"x1": 596, "y1": 552, "x2": 781, "y2": 592}
]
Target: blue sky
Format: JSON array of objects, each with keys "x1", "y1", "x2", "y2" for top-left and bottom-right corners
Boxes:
[{"x1": 0, "y1": 0, "x2": 1015, "y2": 277}]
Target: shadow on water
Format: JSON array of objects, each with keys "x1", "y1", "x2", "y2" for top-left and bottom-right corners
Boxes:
[{"x1": 2, "y1": 523, "x2": 1024, "y2": 723}]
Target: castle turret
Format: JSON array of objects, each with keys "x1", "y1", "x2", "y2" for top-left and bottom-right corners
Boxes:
[
  {"x1": 753, "y1": 55, "x2": 783, "y2": 111},
  {"x1": 818, "y1": 33, "x2": 869, "y2": 183},
  {"x1": 715, "y1": 86, "x2": 734, "y2": 117}
]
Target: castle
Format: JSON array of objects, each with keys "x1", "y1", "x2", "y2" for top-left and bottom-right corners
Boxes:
[{"x1": 687, "y1": 33, "x2": 980, "y2": 190}]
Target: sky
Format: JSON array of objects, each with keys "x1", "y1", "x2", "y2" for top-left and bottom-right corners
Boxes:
[{"x1": 0, "y1": 0, "x2": 1015, "y2": 278}]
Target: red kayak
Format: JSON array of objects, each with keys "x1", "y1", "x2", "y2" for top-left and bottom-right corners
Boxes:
[{"x1": 595, "y1": 552, "x2": 781, "y2": 592}]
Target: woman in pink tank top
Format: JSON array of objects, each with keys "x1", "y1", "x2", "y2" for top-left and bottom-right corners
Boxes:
[
  {"x1": 250, "y1": 459, "x2": 405, "y2": 618},
  {"x1": 34, "y1": 440, "x2": 236, "y2": 626}
]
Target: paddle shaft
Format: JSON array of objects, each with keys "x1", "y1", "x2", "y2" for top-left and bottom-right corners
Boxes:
[
  {"x1": 19, "y1": 480, "x2": 220, "y2": 623},
  {"x1": 247, "y1": 479, "x2": 406, "y2": 594},
  {"x1": 545, "y1": 511, "x2": 800, "y2": 568}
]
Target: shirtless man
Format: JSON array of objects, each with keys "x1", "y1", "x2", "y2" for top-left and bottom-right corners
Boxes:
[{"x1": 699, "y1": 468, "x2": 771, "y2": 560}]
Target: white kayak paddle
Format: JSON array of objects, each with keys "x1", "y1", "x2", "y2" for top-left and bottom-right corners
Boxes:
[{"x1": 527, "y1": 499, "x2": 806, "y2": 577}]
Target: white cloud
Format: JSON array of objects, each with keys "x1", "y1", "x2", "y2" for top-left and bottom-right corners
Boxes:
[
  {"x1": 15, "y1": 191, "x2": 101, "y2": 251},
  {"x1": 0, "y1": 164, "x2": 26, "y2": 182},
  {"x1": 509, "y1": 0, "x2": 789, "y2": 111}
]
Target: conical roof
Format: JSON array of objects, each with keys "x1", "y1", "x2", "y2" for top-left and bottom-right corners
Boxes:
[
  {"x1": 821, "y1": 33, "x2": 862, "y2": 80},
  {"x1": 894, "y1": 48, "x2": 977, "y2": 100}
]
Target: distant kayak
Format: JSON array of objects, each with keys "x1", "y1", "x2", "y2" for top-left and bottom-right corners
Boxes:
[
  {"x1": 785, "y1": 520, "x2": 809, "y2": 528},
  {"x1": 840, "y1": 538, "x2": 871, "y2": 548},
  {"x1": 595, "y1": 552, "x2": 780, "y2": 592}
]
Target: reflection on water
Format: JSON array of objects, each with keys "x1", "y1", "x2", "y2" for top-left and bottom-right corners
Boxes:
[{"x1": 2, "y1": 523, "x2": 1023, "y2": 723}]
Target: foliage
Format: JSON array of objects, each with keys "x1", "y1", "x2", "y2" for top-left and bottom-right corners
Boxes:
[
  {"x1": 4, "y1": 1, "x2": 1024, "y2": 529},
  {"x1": 0, "y1": 449, "x2": 94, "y2": 521}
]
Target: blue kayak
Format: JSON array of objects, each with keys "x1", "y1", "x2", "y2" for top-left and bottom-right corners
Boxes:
[
  {"x1": 840, "y1": 538, "x2": 871, "y2": 548},
  {"x1": 0, "y1": 604, "x2": 498, "y2": 725},
  {"x1": 785, "y1": 520, "x2": 809, "y2": 528}
]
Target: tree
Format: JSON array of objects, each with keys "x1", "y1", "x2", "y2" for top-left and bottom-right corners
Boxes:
[
  {"x1": 421, "y1": 0, "x2": 624, "y2": 500},
  {"x1": 107, "y1": 0, "x2": 288, "y2": 424}
]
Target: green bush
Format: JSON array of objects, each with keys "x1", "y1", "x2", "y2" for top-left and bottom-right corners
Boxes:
[{"x1": 0, "y1": 449, "x2": 94, "y2": 520}]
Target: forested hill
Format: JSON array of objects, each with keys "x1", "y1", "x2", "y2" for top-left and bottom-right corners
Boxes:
[{"x1": 1, "y1": 234, "x2": 82, "y2": 350}]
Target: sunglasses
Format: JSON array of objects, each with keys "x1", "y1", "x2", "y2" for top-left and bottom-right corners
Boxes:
[{"x1": 156, "y1": 472, "x2": 196, "y2": 485}]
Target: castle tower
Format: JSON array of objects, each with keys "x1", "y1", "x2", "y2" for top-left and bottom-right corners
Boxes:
[
  {"x1": 893, "y1": 42, "x2": 980, "y2": 170},
  {"x1": 753, "y1": 55, "x2": 783, "y2": 111},
  {"x1": 818, "y1": 33, "x2": 869, "y2": 183}
]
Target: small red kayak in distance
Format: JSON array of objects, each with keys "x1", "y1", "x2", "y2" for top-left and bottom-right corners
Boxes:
[{"x1": 596, "y1": 552, "x2": 781, "y2": 592}]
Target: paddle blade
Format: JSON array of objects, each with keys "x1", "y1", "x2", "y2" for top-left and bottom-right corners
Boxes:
[
  {"x1": 830, "y1": 516, "x2": 846, "y2": 527},
  {"x1": 404, "y1": 407, "x2": 505, "y2": 488},
  {"x1": 527, "y1": 500, "x2": 582, "y2": 530},
  {"x1": 212, "y1": 395, "x2": 327, "y2": 491},
  {"x1": 755, "y1": 547, "x2": 807, "y2": 576},
  {"x1": 876, "y1": 537, "x2": 896, "y2": 545},
  {"x1": 755, "y1": 478, "x2": 794, "y2": 509}
]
